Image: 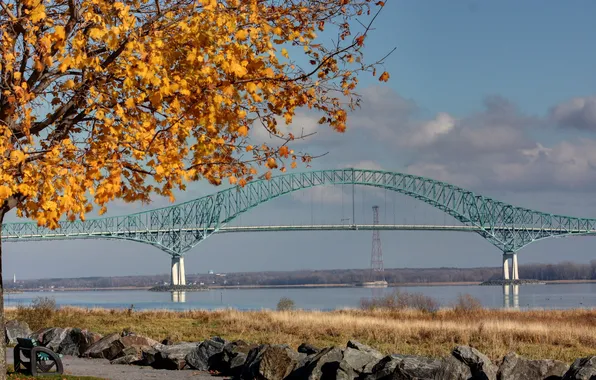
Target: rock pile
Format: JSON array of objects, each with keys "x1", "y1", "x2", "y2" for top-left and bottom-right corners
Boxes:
[{"x1": 5, "y1": 320, "x2": 595, "y2": 379}]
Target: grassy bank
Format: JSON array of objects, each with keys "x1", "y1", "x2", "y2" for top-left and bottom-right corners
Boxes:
[{"x1": 6, "y1": 306, "x2": 596, "y2": 363}]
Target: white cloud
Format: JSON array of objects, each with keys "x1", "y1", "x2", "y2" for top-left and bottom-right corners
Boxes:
[
  {"x1": 404, "y1": 112, "x2": 456, "y2": 147},
  {"x1": 550, "y1": 96, "x2": 596, "y2": 130}
]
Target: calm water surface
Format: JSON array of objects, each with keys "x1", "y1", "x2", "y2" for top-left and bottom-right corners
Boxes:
[{"x1": 5, "y1": 283, "x2": 596, "y2": 310}]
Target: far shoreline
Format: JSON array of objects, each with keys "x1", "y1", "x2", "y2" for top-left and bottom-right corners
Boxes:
[{"x1": 9, "y1": 279, "x2": 596, "y2": 292}]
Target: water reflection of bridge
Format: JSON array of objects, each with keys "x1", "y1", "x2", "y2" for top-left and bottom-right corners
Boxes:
[{"x1": 503, "y1": 284, "x2": 519, "y2": 309}]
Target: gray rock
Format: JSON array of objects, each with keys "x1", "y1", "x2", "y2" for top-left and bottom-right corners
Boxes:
[
  {"x1": 452, "y1": 345, "x2": 498, "y2": 380},
  {"x1": 41, "y1": 327, "x2": 71, "y2": 352},
  {"x1": 562, "y1": 356, "x2": 596, "y2": 380},
  {"x1": 5, "y1": 320, "x2": 32, "y2": 345},
  {"x1": 243, "y1": 344, "x2": 305, "y2": 380},
  {"x1": 153, "y1": 342, "x2": 198, "y2": 370},
  {"x1": 29, "y1": 327, "x2": 53, "y2": 343},
  {"x1": 185, "y1": 337, "x2": 224, "y2": 370},
  {"x1": 343, "y1": 347, "x2": 381, "y2": 375},
  {"x1": 101, "y1": 334, "x2": 161, "y2": 361},
  {"x1": 138, "y1": 347, "x2": 160, "y2": 366},
  {"x1": 365, "y1": 354, "x2": 445, "y2": 380},
  {"x1": 211, "y1": 340, "x2": 257, "y2": 376},
  {"x1": 57, "y1": 328, "x2": 102, "y2": 356},
  {"x1": 366, "y1": 355, "x2": 402, "y2": 380},
  {"x1": 498, "y1": 352, "x2": 568, "y2": 380},
  {"x1": 347, "y1": 340, "x2": 384, "y2": 360},
  {"x1": 393, "y1": 354, "x2": 444, "y2": 380},
  {"x1": 436, "y1": 355, "x2": 473, "y2": 380},
  {"x1": 295, "y1": 346, "x2": 344, "y2": 380},
  {"x1": 82, "y1": 332, "x2": 122, "y2": 358},
  {"x1": 110, "y1": 354, "x2": 139, "y2": 365},
  {"x1": 298, "y1": 343, "x2": 320, "y2": 355}
]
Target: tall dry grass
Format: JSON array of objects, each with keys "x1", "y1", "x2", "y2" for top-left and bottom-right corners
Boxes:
[{"x1": 6, "y1": 306, "x2": 596, "y2": 363}]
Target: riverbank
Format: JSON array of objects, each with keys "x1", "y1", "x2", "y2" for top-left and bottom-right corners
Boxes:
[
  {"x1": 11, "y1": 278, "x2": 596, "y2": 292},
  {"x1": 6, "y1": 307, "x2": 596, "y2": 363}
]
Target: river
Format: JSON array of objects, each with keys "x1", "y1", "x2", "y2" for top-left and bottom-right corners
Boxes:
[{"x1": 4, "y1": 283, "x2": 596, "y2": 310}]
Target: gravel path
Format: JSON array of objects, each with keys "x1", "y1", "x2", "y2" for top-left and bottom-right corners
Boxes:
[{"x1": 7, "y1": 350, "x2": 220, "y2": 380}]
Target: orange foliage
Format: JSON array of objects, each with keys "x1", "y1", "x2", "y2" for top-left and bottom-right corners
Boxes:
[{"x1": 0, "y1": 0, "x2": 388, "y2": 226}]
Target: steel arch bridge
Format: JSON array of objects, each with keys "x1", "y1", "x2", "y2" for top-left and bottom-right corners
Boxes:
[{"x1": 2, "y1": 168, "x2": 596, "y2": 282}]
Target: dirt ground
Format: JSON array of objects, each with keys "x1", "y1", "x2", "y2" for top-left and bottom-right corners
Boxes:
[{"x1": 7, "y1": 350, "x2": 220, "y2": 380}]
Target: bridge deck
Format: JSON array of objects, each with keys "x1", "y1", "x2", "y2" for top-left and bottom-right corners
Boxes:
[{"x1": 4, "y1": 224, "x2": 596, "y2": 240}]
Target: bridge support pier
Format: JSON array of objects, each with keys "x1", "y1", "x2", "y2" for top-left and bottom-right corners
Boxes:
[
  {"x1": 171, "y1": 256, "x2": 186, "y2": 286},
  {"x1": 502, "y1": 252, "x2": 519, "y2": 281}
]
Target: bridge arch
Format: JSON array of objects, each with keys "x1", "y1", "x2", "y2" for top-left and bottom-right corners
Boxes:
[{"x1": 3, "y1": 168, "x2": 596, "y2": 257}]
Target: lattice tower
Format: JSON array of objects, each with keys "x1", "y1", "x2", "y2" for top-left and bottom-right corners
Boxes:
[{"x1": 370, "y1": 205, "x2": 385, "y2": 281}]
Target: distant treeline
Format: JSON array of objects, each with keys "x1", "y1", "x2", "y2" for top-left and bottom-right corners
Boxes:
[{"x1": 7, "y1": 261, "x2": 596, "y2": 289}]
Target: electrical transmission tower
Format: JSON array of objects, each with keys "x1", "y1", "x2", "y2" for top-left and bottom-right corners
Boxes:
[{"x1": 370, "y1": 205, "x2": 385, "y2": 282}]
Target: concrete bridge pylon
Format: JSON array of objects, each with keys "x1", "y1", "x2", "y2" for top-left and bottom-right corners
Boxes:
[
  {"x1": 502, "y1": 252, "x2": 519, "y2": 281},
  {"x1": 171, "y1": 256, "x2": 186, "y2": 286}
]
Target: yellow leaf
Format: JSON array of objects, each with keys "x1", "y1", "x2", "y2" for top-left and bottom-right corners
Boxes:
[
  {"x1": 0, "y1": 186, "x2": 12, "y2": 199},
  {"x1": 266, "y1": 157, "x2": 277, "y2": 169},
  {"x1": 281, "y1": 48, "x2": 289, "y2": 59},
  {"x1": 29, "y1": 4, "x2": 47, "y2": 23},
  {"x1": 235, "y1": 30, "x2": 248, "y2": 41},
  {"x1": 379, "y1": 71, "x2": 390, "y2": 82},
  {"x1": 125, "y1": 98, "x2": 136, "y2": 109},
  {"x1": 228, "y1": 175, "x2": 237, "y2": 185},
  {"x1": 10, "y1": 150, "x2": 25, "y2": 164},
  {"x1": 238, "y1": 126, "x2": 248, "y2": 136},
  {"x1": 89, "y1": 28, "x2": 105, "y2": 40},
  {"x1": 64, "y1": 79, "x2": 75, "y2": 89}
]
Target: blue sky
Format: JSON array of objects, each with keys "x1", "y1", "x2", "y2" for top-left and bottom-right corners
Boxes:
[{"x1": 5, "y1": 1, "x2": 596, "y2": 280}]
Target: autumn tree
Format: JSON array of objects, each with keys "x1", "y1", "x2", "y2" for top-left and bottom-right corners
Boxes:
[{"x1": 0, "y1": 0, "x2": 389, "y2": 375}]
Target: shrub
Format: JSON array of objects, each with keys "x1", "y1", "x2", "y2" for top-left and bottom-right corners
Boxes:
[
  {"x1": 276, "y1": 297, "x2": 295, "y2": 311},
  {"x1": 453, "y1": 293, "x2": 483, "y2": 312},
  {"x1": 16, "y1": 296, "x2": 57, "y2": 331},
  {"x1": 360, "y1": 290, "x2": 439, "y2": 313}
]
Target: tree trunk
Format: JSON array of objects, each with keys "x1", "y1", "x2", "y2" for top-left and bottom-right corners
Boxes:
[{"x1": 0, "y1": 211, "x2": 6, "y2": 379}]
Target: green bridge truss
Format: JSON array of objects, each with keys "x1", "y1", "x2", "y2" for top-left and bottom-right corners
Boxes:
[{"x1": 2, "y1": 168, "x2": 596, "y2": 256}]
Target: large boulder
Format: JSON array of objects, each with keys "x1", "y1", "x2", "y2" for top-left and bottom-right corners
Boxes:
[
  {"x1": 57, "y1": 328, "x2": 102, "y2": 356},
  {"x1": 366, "y1": 355, "x2": 401, "y2": 380},
  {"x1": 29, "y1": 327, "x2": 53, "y2": 343},
  {"x1": 82, "y1": 332, "x2": 122, "y2": 359},
  {"x1": 152, "y1": 342, "x2": 199, "y2": 370},
  {"x1": 563, "y1": 356, "x2": 596, "y2": 380},
  {"x1": 100, "y1": 334, "x2": 161, "y2": 361},
  {"x1": 436, "y1": 356, "x2": 473, "y2": 380},
  {"x1": 185, "y1": 337, "x2": 224, "y2": 370},
  {"x1": 345, "y1": 340, "x2": 383, "y2": 375},
  {"x1": 451, "y1": 345, "x2": 498, "y2": 380},
  {"x1": 210, "y1": 340, "x2": 258, "y2": 376},
  {"x1": 5, "y1": 320, "x2": 31, "y2": 345},
  {"x1": 138, "y1": 347, "x2": 161, "y2": 366},
  {"x1": 40, "y1": 327, "x2": 71, "y2": 352},
  {"x1": 498, "y1": 352, "x2": 568, "y2": 380},
  {"x1": 242, "y1": 344, "x2": 306, "y2": 380},
  {"x1": 392, "y1": 355, "x2": 444, "y2": 380},
  {"x1": 292, "y1": 346, "x2": 345, "y2": 380},
  {"x1": 366, "y1": 354, "x2": 444, "y2": 380}
]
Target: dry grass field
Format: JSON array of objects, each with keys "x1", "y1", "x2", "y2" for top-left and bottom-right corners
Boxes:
[{"x1": 7, "y1": 305, "x2": 596, "y2": 363}]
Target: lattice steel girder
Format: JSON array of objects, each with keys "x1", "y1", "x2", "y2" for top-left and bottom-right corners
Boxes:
[{"x1": 3, "y1": 168, "x2": 596, "y2": 255}]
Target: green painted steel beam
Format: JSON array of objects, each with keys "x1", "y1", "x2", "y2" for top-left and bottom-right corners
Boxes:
[{"x1": 3, "y1": 168, "x2": 596, "y2": 256}]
